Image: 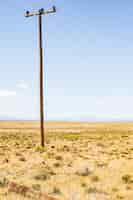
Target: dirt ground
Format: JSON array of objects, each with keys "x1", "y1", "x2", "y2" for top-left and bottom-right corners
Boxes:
[{"x1": 0, "y1": 121, "x2": 132, "y2": 200}]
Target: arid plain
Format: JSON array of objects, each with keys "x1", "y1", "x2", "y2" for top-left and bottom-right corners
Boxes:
[{"x1": 0, "y1": 121, "x2": 132, "y2": 200}]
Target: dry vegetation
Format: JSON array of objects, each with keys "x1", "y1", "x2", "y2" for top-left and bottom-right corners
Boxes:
[{"x1": 0, "y1": 121, "x2": 133, "y2": 200}]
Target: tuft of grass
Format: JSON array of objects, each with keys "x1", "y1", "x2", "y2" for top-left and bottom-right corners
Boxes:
[
  {"x1": 81, "y1": 182, "x2": 87, "y2": 188},
  {"x1": 76, "y1": 167, "x2": 92, "y2": 176},
  {"x1": 33, "y1": 168, "x2": 52, "y2": 181},
  {"x1": 46, "y1": 152, "x2": 55, "y2": 159},
  {"x1": 116, "y1": 194, "x2": 124, "y2": 199},
  {"x1": 51, "y1": 145, "x2": 55, "y2": 149},
  {"x1": 32, "y1": 183, "x2": 41, "y2": 191},
  {"x1": 34, "y1": 173, "x2": 48, "y2": 181},
  {"x1": 0, "y1": 177, "x2": 8, "y2": 188},
  {"x1": 55, "y1": 155, "x2": 63, "y2": 161},
  {"x1": 52, "y1": 186, "x2": 61, "y2": 195},
  {"x1": 122, "y1": 174, "x2": 133, "y2": 184},
  {"x1": 112, "y1": 187, "x2": 119, "y2": 192},
  {"x1": 126, "y1": 185, "x2": 132, "y2": 190},
  {"x1": 86, "y1": 187, "x2": 98, "y2": 193},
  {"x1": 19, "y1": 156, "x2": 26, "y2": 162},
  {"x1": 60, "y1": 133, "x2": 81, "y2": 141},
  {"x1": 35, "y1": 145, "x2": 46, "y2": 153},
  {"x1": 91, "y1": 175, "x2": 100, "y2": 182},
  {"x1": 53, "y1": 162, "x2": 61, "y2": 168}
]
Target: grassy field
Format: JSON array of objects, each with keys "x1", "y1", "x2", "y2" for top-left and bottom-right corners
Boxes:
[{"x1": 0, "y1": 121, "x2": 132, "y2": 200}]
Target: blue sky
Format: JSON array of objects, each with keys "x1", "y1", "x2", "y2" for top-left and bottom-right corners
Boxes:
[{"x1": 0, "y1": 0, "x2": 133, "y2": 121}]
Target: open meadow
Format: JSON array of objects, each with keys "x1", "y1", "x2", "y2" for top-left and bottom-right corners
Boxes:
[{"x1": 0, "y1": 121, "x2": 132, "y2": 200}]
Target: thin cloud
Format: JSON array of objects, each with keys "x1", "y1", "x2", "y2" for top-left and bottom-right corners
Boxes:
[
  {"x1": 0, "y1": 90, "x2": 16, "y2": 97},
  {"x1": 17, "y1": 81, "x2": 28, "y2": 89}
]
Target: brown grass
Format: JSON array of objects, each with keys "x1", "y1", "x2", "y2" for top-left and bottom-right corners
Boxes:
[{"x1": 0, "y1": 121, "x2": 132, "y2": 200}]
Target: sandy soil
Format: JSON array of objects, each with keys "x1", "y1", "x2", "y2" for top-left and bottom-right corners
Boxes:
[{"x1": 0, "y1": 121, "x2": 132, "y2": 200}]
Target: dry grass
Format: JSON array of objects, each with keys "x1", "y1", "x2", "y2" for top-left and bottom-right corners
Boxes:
[{"x1": 0, "y1": 121, "x2": 132, "y2": 200}]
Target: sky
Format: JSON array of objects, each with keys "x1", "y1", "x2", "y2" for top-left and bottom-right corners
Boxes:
[{"x1": 0, "y1": 0, "x2": 133, "y2": 121}]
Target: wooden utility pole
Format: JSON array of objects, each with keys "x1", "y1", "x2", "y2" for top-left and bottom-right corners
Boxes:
[
  {"x1": 39, "y1": 14, "x2": 44, "y2": 147},
  {"x1": 25, "y1": 6, "x2": 56, "y2": 147}
]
